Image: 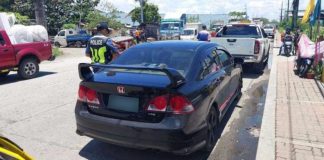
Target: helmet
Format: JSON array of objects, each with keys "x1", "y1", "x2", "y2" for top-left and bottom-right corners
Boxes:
[{"x1": 97, "y1": 22, "x2": 109, "y2": 31}]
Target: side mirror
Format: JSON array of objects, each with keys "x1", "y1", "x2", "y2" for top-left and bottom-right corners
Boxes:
[{"x1": 234, "y1": 58, "x2": 244, "y2": 65}]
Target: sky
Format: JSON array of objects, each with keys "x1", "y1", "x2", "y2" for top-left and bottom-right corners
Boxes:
[{"x1": 100, "y1": 0, "x2": 320, "y2": 20}]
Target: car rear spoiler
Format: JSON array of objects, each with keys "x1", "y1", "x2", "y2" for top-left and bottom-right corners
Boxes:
[{"x1": 78, "y1": 63, "x2": 186, "y2": 88}]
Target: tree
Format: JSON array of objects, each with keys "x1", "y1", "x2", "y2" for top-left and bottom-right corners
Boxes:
[
  {"x1": 34, "y1": 0, "x2": 47, "y2": 28},
  {"x1": 73, "y1": 0, "x2": 100, "y2": 22},
  {"x1": 14, "y1": 12, "x2": 29, "y2": 25},
  {"x1": 259, "y1": 17, "x2": 270, "y2": 24},
  {"x1": 12, "y1": 0, "x2": 34, "y2": 19},
  {"x1": 85, "y1": 10, "x2": 123, "y2": 30},
  {"x1": 229, "y1": 11, "x2": 247, "y2": 21},
  {"x1": 45, "y1": 0, "x2": 75, "y2": 34},
  {"x1": 129, "y1": 2, "x2": 161, "y2": 23},
  {"x1": 0, "y1": 0, "x2": 14, "y2": 12},
  {"x1": 96, "y1": 0, "x2": 120, "y2": 19}
]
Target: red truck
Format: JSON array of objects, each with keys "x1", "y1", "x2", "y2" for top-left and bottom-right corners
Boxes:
[{"x1": 0, "y1": 30, "x2": 54, "y2": 79}]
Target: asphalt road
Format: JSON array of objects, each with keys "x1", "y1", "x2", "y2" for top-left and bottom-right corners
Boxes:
[{"x1": 0, "y1": 43, "x2": 272, "y2": 160}]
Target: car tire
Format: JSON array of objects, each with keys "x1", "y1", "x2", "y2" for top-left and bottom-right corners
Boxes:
[
  {"x1": 203, "y1": 106, "x2": 219, "y2": 152},
  {"x1": 54, "y1": 42, "x2": 61, "y2": 47},
  {"x1": 76, "y1": 41, "x2": 82, "y2": 48},
  {"x1": 0, "y1": 71, "x2": 9, "y2": 78},
  {"x1": 18, "y1": 58, "x2": 39, "y2": 79}
]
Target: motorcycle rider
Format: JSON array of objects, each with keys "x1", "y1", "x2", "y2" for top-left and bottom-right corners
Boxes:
[
  {"x1": 85, "y1": 22, "x2": 119, "y2": 64},
  {"x1": 279, "y1": 27, "x2": 294, "y2": 56}
]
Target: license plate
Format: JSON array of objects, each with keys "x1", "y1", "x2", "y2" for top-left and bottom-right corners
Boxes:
[{"x1": 108, "y1": 95, "x2": 139, "y2": 112}]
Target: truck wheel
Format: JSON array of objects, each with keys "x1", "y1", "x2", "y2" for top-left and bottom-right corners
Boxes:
[
  {"x1": 54, "y1": 42, "x2": 61, "y2": 47},
  {"x1": 0, "y1": 71, "x2": 9, "y2": 78},
  {"x1": 18, "y1": 58, "x2": 39, "y2": 79},
  {"x1": 76, "y1": 41, "x2": 82, "y2": 48}
]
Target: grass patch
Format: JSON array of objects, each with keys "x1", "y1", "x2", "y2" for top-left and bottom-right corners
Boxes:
[{"x1": 52, "y1": 47, "x2": 63, "y2": 57}]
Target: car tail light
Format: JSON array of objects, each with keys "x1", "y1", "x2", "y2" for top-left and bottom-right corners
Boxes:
[
  {"x1": 254, "y1": 40, "x2": 260, "y2": 54},
  {"x1": 147, "y1": 95, "x2": 168, "y2": 112},
  {"x1": 147, "y1": 95, "x2": 194, "y2": 114},
  {"x1": 169, "y1": 95, "x2": 194, "y2": 114},
  {"x1": 78, "y1": 85, "x2": 99, "y2": 105}
]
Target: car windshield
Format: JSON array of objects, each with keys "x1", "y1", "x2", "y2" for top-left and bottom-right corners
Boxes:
[
  {"x1": 112, "y1": 47, "x2": 195, "y2": 77},
  {"x1": 182, "y1": 30, "x2": 194, "y2": 35},
  {"x1": 161, "y1": 23, "x2": 180, "y2": 30},
  {"x1": 221, "y1": 25, "x2": 261, "y2": 38}
]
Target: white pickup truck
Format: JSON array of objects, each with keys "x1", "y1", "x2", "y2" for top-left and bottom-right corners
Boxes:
[{"x1": 211, "y1": 24, "x2": 271, "y2": 73}]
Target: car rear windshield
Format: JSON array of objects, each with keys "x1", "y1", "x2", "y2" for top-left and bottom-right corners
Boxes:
[
  {"x1": 264, "y1": 26, "x2": 274, "y2": 29},
  {"x1": 112, "y1": 47, "x2": 195, "y2": 77},
  {"x1": 221, "y1": 25, "x2": 261, "y2": 38}
]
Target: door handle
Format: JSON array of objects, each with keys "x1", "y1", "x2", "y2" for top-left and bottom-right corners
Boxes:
[{"x1": 2, "y1": 49, "x2": 8, "y2": 52}]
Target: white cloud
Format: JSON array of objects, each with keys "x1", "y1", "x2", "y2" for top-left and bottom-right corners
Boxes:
[{"x1": 101, "y1": 0, "x2": 323, "y2": 20}]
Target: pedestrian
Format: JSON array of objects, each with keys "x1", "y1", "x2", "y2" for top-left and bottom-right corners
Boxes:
[
  {"x1": 197, "y1": 25, "x2": 211, "y2": 42},
  {"x1": 85, "y1": 22, "x2": 119, "y2": 64},
  {"x1": 135, "y1": 27, "x2": 141, "y2": 44}
]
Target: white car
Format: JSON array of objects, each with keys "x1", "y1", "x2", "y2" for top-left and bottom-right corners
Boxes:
[
  {"x1": 264, "y1": 25, "x2": 275, "y2": 38},
  {"x1": 211, "y1": 24, "x2": 271, "y2": 73}
]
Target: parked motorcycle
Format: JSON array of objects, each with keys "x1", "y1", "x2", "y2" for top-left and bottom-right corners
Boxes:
[{"x1": 297, "y1": 56, "x2": 314, "y2": 78}]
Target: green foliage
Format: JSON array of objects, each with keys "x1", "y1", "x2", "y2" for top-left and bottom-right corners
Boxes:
[
  {"x1": 72, "y1": 0, "x2": 100, "y2": 22},
  {"x1": 315, "y1": 61, "x2": 323, "y2": 79},
  {"x1": 85, "y1": 10, "x2": 123, "y2": 30},
  {"x1": 52, "y1": 47, "x2": 63, "y2": 57},
  {"x1": 63, "y1": 23, "x2": 76, "y2": 29},
  {"x1": 259, "y1": 17, "x2": 269, "y2": 24},
  {"x1": 130, "y1": 3, "x2": 161, "y2": 23},
  {"x1": 187, "y1": 15, "x2": 199, "y2": 23},
  {"x1": 14, "y1": 12, "x2": 29, "y2": 25},
  {"x1": 229, "y1": 11, "x2": 247, "y2": 21},
  {"x1": 270, "y1": 19, "x2": 279, "y2": 25},
  {"x1": 0, "y1": 0, "x2": 14, "y2": 12},
  {"x1": 12, "y1": 0, "x2": 34, "y2": 19}
]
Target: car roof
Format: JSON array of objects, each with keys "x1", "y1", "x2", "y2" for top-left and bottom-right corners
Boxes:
[{"x1": 133, "y1": 41, "x2": 217, "y2": 52}]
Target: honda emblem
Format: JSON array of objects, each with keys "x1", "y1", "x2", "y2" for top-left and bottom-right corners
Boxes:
[{"x1": 117, "y1": 86, "x2": 125, "y2": 94}]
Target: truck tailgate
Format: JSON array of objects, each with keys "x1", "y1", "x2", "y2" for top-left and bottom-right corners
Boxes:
[{"x1": 211, "y1": 38, "x2": 255, "y2": 56}]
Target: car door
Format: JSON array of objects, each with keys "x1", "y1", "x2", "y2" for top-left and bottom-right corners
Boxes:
[
  {"x1": 199, "y1": 48, "x2": 228, "y2": 113},
  {"x1": 216, "y1": 49, "x2": 237, "y2": 110},
  {"x1": 57, "y1": 31, "x2": 67, "y2": 46},
  {"x1": 261, "y1": 28, "x2": 270, "y2": 56},
  {"x1": 0, "y1": 34, "x2": 15, "y2": 68}
]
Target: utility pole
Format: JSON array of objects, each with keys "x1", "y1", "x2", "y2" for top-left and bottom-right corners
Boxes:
[
  {"x1": 286, "y1": 0, "x2": 290, "y2": 20},
  {"x1": 139, "y1": 0, "x2": 145, "y2": 23},
  {"x1": 316, "y1": 0, "x2": 321, "y2": 40},
  {"x1": 292, "y1": 0, "x2": 300, "y2": 30},
  {"x1": 280, "y1": 1, "x2": 284, "y2": 22}
]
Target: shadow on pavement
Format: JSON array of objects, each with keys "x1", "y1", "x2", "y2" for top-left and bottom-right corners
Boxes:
[
  {"x1": 0, "y1": 71, "x2": 57, "y2": 85},
  {"x1": 242, "y1": 64, "x2": 265, "y2": 79},
  {"x1": 78, "y1": 99, "x2": 240, "y2": 160}
]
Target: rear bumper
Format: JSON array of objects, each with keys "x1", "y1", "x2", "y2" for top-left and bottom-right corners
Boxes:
[
  {"x1": 75, "y1": 102, "x2": 207, "y2": 155},
  {"x1": 233, "y1": 54, "x2": 263, "y2": 63}
]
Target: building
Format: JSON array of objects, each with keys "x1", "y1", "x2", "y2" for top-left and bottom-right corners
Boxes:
[{"x1": 180, "y1": 14, "x2": 230, "y2": 29}]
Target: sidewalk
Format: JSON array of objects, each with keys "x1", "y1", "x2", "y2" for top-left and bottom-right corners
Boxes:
[{"x1": 257, "y1": 46, "x2": 324, "y2": 159}]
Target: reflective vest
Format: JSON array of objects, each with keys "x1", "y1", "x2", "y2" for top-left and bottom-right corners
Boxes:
[{"x1": 89, "y1": 35, "x2": 112, "y2": 64}]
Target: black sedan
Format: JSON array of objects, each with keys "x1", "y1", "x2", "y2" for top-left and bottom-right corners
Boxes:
[{"x1": 75, "y1": 41, "x2": 243, "y2": 155}]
